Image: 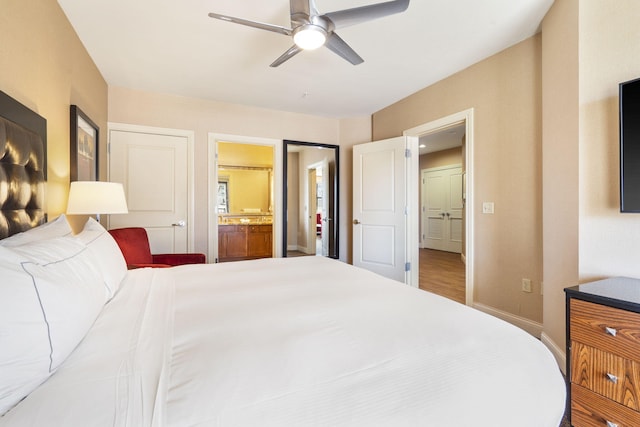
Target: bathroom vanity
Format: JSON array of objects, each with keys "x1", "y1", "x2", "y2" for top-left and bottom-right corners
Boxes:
[{"x1": 218, "y1": 216, "x2": 272, "y2": 262}]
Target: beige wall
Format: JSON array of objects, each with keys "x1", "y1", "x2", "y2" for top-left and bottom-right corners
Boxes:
[
  {"x1": 0, "y1": 0, "x2": 107, "y2": 222},
  {"x1": 108, "y1": 86, "x2": 372, "y2": 261},
  {"x1": 373, "y1": 36, "x2": 544, "y2": 323},
  {"x1": 578, "y1": 1, "x2": 640, "y2": 280},
  {"x1": 419, "y1": 147, "x2": 462, "y2": 171},
  {"x1": 540, "y1": 0, "x2": 640, "y2": 362},
  {"x1": 541, "y1": 0, "x2": 579, "y2": 354}
]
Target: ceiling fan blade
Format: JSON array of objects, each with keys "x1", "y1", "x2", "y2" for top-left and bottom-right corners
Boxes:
[
  {"x1": 325, "y1": 33, "x2": 364, "y2": 65},
  {"x1": 208, "y1": 12, "x2": 292, "y2": 36},
  {"x1": 324, "y1": 0, "x2": 410, "y2": 29},
  {"x1": 270, "y1": 45, "x2": 304, "y2": 67}
]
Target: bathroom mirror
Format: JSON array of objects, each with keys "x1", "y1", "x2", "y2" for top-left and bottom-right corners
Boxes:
[
  {"x1": 283, "y1": 140, "x2": 339, "y2": 259},
  {"x1": 217, "y1": 141, "x2": 274, "y2": 221}
]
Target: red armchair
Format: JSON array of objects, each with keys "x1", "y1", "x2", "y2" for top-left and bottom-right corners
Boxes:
[{"x1": 108, "y1": 227, "x2": 206, "y2": 269}]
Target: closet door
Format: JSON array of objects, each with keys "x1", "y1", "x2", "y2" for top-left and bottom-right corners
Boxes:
[
  {"x1": 422, "y1": 166, "x2": 462, "y2": 253},
  {"x1": 108, "y1": 123, "x2": 194, "y2": 254}
]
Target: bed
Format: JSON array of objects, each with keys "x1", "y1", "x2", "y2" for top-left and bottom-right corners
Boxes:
[{"x1": 0, "y1": 91, "x2": 566, "y2": 426}]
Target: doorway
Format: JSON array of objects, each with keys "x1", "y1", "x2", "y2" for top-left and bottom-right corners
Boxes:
[
  {"x1": 283, "y1": 140, "x2": 339, "y2": 259},
  {"x1": 207, "y1": 133, "x2": 282, "y2": 262},
  {"x1": 404, "y1": 108, "x2": 474, "y2": 306}
]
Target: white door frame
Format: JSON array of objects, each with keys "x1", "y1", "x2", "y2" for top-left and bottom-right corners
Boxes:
[
  {"x1": 306, "y1": 159, "x2": 329, "y2": 256},
  {"x1": 307, "y1": 166, "x2": 317, "y2": 254},
  {"x1": 207, "y1": 133, "x2": 282, "y2": 262},
  {"x1": 404, "y1": 108, "x2": 474, "y2": 306},
  {"x1": 107, "y1": 122, "x2": 196, "y2": 252}
]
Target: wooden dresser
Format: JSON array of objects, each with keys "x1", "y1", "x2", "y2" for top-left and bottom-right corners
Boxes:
[{"x1": 565, "y1": 277, "x2": 640, "y2": 427}]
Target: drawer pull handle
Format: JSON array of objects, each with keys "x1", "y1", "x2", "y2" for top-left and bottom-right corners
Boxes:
[
  {"x1": 606, "y1": 421, "x2": 619, "y2": 427},
  {"x1": 605, "y1": 326, "x2": 617, "y2": 337},
  {"x1": 606, "y1": 373, "x2": 618, "y2": 384}
]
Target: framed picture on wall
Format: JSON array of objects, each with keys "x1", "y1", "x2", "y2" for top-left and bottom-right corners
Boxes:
[{"x1": 70, "y1": 105, "x2": 99, "y2": 181}]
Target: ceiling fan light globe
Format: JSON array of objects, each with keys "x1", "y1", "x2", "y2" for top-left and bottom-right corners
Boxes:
[{"x1": 293, "y1": 25, "x2": 327, "y2": 50}]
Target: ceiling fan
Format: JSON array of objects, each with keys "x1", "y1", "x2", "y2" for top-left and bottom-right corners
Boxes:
[{"x1": 208, "y1": 0, "x2": 410, "y2": 67}]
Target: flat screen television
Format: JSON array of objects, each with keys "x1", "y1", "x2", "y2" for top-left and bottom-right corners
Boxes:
[{"x1": 620, "y1": 77, "x2": 640, "y2": 212}]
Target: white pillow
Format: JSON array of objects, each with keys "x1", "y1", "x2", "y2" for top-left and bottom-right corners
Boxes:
[
  {"x1": 74, "y1": 218, "x2": 127, "y2": 299},
  {"x1": 0, "y1": 214, "x2": 71, "y2": 247},
  {"x1": 0, "y1": 237, "x2": 106, "y2": 416}
]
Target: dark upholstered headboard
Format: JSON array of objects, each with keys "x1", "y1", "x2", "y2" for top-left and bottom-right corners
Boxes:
[{"x1": 0, "y1": 91, "x2": 47, "y2": 239}]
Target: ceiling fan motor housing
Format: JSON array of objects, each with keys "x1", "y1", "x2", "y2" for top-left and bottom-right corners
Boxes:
[{"x1": 293, "y1": 17, "x2": 330, "y2": 50}]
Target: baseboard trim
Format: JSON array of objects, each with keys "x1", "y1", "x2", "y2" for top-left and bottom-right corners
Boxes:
[
  {"x1": 287, "y1": 244, "x2": 297, "y2": 251},
  {"x1": 541, "y1": 332, "x2": 566, "y2": 375},
  {"x1": 472, "y1": 302, "x2": 543, "y2": 338}
]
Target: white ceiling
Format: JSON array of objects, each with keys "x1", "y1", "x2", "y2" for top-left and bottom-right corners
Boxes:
[{"x1": 57, "y1": 0, "x2": 554, "y2": 119}]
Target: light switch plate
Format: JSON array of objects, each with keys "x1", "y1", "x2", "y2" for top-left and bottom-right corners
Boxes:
[{"x1": 482, "y1": 202, "x2": 494, "y2": 214}]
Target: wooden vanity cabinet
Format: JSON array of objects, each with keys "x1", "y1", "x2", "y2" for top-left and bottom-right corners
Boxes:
[
  {"x1": 247, "y1": 225, "x2": 272, "y2": 258},
  {"x1": 565, "y1": 277, "x2": 640, "y2": 427},
  {"x1": 218, "y1": 224, "x2": 272, "y2": 262},
  {"x1": 218, "y1": 225, "x2": 247, "y2": 261}
]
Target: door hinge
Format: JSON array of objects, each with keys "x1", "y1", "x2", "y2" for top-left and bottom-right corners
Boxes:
[
  {"x1": 107, "y1": 142, "x2": 111, "y2": 154},
  {"x1": 405, "y1": 148, "x2": 411, "y2": 158},
  {"x1": 405, "y1": 262, "x2": 411, "y2": 272}
]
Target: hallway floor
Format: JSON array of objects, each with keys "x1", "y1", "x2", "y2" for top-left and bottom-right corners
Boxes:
[{"x1": 419, "y1": 248, "x2": 465, "y2": 304}]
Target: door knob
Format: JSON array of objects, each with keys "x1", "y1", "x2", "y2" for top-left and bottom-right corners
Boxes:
[
  {"x1": 353, "y1": 219, "x2": 361, "y2": 225},
  {"x1": 172, "y1": 220, "x2": 186, "y2": 227}
]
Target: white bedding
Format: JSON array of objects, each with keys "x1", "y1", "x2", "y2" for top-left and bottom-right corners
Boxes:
[{"x1": 1, "y1": 256, "x2": 565, "y2": 426}]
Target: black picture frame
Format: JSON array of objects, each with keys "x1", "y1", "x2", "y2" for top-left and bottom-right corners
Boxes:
[{"x1": 70, "y1": 105, "x2": 99, "y2": 181}]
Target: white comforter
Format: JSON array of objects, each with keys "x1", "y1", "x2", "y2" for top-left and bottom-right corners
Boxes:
[{"x1": 1, "y1": 257, "x2": 565, "y2": 426}]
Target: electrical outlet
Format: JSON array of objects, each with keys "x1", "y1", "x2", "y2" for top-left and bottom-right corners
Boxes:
[
  {"x1": 522, "y1": 278, "x2": 532, "y2": 293},
  {"x1": 482, "y1": 202, "x2": 494, "y2": 214}
]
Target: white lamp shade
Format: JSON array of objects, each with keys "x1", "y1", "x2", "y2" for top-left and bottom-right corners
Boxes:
[{"x1": 67, "y1": 181, "x2": 128, "y2": 214}]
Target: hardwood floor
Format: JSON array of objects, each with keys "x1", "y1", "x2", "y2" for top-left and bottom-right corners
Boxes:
[{"x1": 419, "y1": 248, "x2": 465, "y2": 304}]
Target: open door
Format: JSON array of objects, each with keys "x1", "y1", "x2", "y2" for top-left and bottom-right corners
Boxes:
[{"x1": 353, "y1": 136, "x2": 409, "y2": 283}]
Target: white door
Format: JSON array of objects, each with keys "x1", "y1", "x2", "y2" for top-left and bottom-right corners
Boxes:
[
  {"x1": 422, "y1": 166, "x2": 463, "y2": 253},
  {"x1": 108, "y1": 125, "x2": 194, "y2": 254},
  {"x1": 353, "y1": 137, "x2": 407, "y2": 283}
]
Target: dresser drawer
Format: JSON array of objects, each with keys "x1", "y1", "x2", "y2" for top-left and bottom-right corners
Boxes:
[
  {"x1": 572, "y1": 383, "x2": 640, "y2": 427},
  {"x1": 571, "y1": 342, "x2": 640, "y2": 410},
  {"x1": 570, "y1": 299, "x2": 640, "y2": 362}
]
